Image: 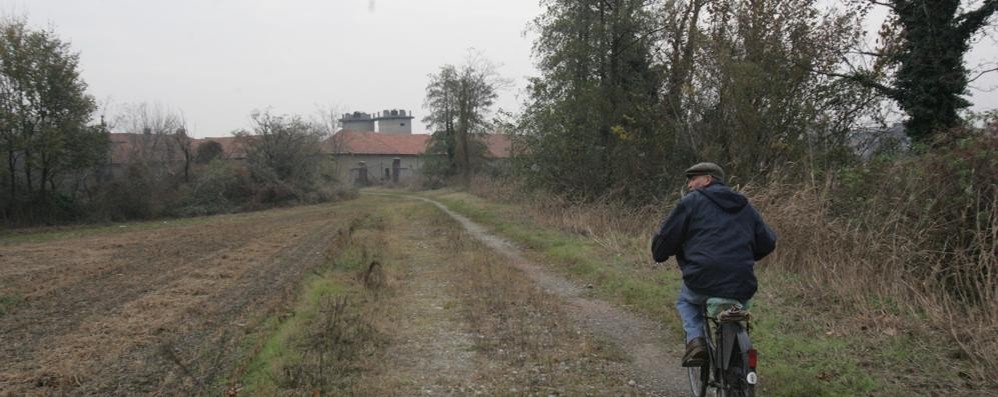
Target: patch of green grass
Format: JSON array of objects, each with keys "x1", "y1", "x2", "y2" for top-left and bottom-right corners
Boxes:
[
  {"x1": 0, "y1": 293, "x2": 24, "y2": 316},
  {"x1": 420, "y1": 190, "x2": 912, "y2": 396},
  {"x1": 428, "y1": 192, "x2": 683, "y2": 328},
  {"x1": 332, "y1": 243, "x2": 370, "y2": 272},
  {"x1": 239, "y1": 272, "x2": 353, "y2": 395},
  {"x1": 750, "y1": 298, "x2": 883, "y2": 396},
  {"x1": 238, "y1": 203, "x2": 391, "y2": 395}
]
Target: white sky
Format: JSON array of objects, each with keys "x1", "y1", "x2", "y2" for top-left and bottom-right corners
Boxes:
[
  {"x1": 3, "y1": 0, "x2": 996, "y2": 137},
  {"x1": 3, "y1": 0, "x2": 543, "y2": 137}
]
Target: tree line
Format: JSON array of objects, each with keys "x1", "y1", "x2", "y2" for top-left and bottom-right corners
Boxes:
[
  {"x1": 0, "y1": 17, "x2": 349, "y2": 225},
  {"x1": 416, "y1": 1, "x2": 997, "y2": 312},
  {"x1": 421, "y1": 0, "x2": 996, "y2": 201}
]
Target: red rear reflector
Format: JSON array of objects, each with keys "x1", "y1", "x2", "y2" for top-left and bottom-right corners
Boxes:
[{"x1": 748, "y1": 349, "x2": 758, "y2": 369}]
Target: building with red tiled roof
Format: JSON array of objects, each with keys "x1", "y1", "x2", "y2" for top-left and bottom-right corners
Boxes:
[
  {"x1": 322, "y1": 130, "x2": 430, "y2": 156},
  {"x1": 481, "y1": 134, "x2": 511, "y2": 159},
  {"x1": 323, "y1": 130, "x2": 428, "y2": 184},
  {"x1": 194, "y1": 136, "x2": 250, "y2": 160},
  {"x1": 108, "y1": 133, "x2": 250, "y2": 165},
  {"x1": 106, "y1": 129, "x2": 512, "y2": 185},
  {"x1": 324, "y1": 130, "x2": 511, "y2": 184}
]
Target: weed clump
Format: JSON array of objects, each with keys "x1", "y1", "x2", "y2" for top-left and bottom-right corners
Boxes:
[
  {"x1": 239, "y1": 211, "x2": 393, "y2": 396},
  {"x1": 282, "y1": 294, "x2": 385, "y2": 392}
]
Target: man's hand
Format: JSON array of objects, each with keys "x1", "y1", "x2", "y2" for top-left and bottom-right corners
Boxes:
[{"x1": 650, "y1": 258, "x2": 666, "y2": 269}]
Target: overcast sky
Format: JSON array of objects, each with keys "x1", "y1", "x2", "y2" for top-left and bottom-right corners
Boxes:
[{"x1": 3, "y1": 0, "x2": 997, "y2": 138}]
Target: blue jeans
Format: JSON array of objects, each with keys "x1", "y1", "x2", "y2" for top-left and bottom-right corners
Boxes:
[{"x1": 676, "y1": 283, "x2": 709, "y2": 343}]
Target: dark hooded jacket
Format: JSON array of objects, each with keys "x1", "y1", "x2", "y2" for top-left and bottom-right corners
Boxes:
[{"x1": 651, "y1": 181, "x2": 776, "y2": 301}]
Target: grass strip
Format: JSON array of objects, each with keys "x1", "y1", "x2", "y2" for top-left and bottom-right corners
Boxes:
[
  {"x1": 238, "y1": 273, "x2": 352, "y2": 395},
  {"x1": 237, "y1": 213, "x2": 385, "y2": 396}
]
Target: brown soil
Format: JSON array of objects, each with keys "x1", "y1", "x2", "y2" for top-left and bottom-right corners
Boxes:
[{"x1": 0, "y1": 203, "x2": 362, "y2": 396}]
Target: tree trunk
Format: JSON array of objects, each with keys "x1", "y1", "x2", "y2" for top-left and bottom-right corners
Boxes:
[
  {"x1": 23, "y1": 147, "x2": 33, "y2": 194},
  {"x1": 7, "y1": 150, "x2": 16, "y2": 209},
  {"x1": 39, "y1": 163, "x2": 48, "y2": 201},
  {"x1": 183, "y1": 150, "x2": 190, "y2": 182}
]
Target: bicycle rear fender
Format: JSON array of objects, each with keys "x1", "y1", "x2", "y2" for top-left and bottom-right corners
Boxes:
[{"x1": 720, "y1": 322, "x2": 753, "y2": 370}]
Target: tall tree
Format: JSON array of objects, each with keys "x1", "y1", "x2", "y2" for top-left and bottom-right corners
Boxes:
[
  {"x1": 685, "y1": 0, "x2": 866, "y2": 178},
  {"x1": 522, "y1": 0, "x2": 663, "y2": 198},
  {"x1": 0, "y1": 16, "x2": 104, "y2": 216},
  {"x1": 519, "y1": 0, "x2": 866, "y2": 197},
  {"x1": 422, "y1": 54, "x2": 503, "y2": 185},
  {"x1": 844, "y1": 0, "x2": 998, "y2": 143}
]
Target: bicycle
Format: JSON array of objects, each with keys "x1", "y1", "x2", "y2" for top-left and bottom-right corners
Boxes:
[{"x1": 687, "y1": 298, "x2": 758, "y2": 397}]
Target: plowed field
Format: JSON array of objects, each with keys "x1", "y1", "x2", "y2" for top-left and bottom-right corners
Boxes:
[{"x1": 0, "y1": 202, "x2": 364, "y2": 395}]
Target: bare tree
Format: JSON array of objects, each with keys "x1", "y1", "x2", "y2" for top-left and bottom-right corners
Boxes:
[
  {"x1": 113, "y1": 102, "x2": 191, "y2": 180},
  {"x1": 312, "y1": 104, "x2": 343, "y2": 136},
  {"x1": 236, "y1": 110, "x2": 326, "y2": 201}
]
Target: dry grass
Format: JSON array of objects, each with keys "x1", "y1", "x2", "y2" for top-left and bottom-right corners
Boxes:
[
  {"x1": 753, "y1": 181, "x2": 998, "y2": 386},
  {"x1": 466, "y1": 170, "x2": 998, "y2": 392},
  {"x1": 471, "y1": 175, "x2": 660, "y2": 256}
]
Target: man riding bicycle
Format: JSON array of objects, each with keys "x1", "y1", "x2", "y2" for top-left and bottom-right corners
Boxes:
[{"x1": 651, "y1": 162, "x2": 777, "y2": 367}]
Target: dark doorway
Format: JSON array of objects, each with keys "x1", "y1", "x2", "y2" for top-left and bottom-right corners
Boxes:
[
  {"x1": 357, "y1": 162, "x2": 368, "y2": 185},
  {"x1": 392, "y1": 158, "x2": 401, "y2": 183}
]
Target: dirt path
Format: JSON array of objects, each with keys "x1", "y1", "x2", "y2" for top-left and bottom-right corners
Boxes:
[
  {"x1": 338, "y1": 200, "x2": 638, "y2": 395},
  {"x1": 359, "y1": 207, "x2": 480, "y2": 395},
  {"x1": 405, "y1": 195, "x2": 690, "y2": 397},
  {"x1": 0, "y1": 203, "x2": 360, "y2": 395}
]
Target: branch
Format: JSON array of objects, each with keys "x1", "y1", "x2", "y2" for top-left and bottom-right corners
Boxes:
[
  {"x1": 957, "y1": 0, "x2": 998, "y2": 40},
  {"x1": 814, "y1": 69, "x2": 902, "y2": 100},
  {"x1": 867, "y1": 0, "x2": 897, "y2": 10},
  {"x1": 847, "y1": 50, "x2": 889, "y2": 58},
  {"x1": 969, "y1": 66, "x2": 998, "y2": 82}
]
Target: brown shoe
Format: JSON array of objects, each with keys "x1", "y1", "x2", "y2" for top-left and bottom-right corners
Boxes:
[{"x1": 682, "y1": 337, "x2": 707, "y2": 367}]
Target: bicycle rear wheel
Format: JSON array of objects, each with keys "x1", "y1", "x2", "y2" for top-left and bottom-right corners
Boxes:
[
  {"x1": 720, "y1": 383, "x2": 754, "y2": 397},
  {"x1": 687, "y1": 364, "x2": 709, "y2": 397},
  {"x1": 719, "y1": 348, "x2": 754, "y2": 397}
]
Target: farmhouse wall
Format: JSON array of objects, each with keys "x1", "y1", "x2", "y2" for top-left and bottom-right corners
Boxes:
[{"x1": 333, "y1": 153, "x2": 424, "y2": 184}]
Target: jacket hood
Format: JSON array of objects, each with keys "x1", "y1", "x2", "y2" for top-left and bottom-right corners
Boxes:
[{"x1": 696, "y1": 182, "x2": 747, "y2": 213}]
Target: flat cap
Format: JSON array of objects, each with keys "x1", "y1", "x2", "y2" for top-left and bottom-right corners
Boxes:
[{"x1": 685, "y1": 162, "x2": 724, "y2": 182}]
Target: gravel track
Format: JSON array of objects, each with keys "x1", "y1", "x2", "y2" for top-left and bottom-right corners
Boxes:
[{"x1": 406, "y1": 195, "x2": 690, "y2": 397}]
